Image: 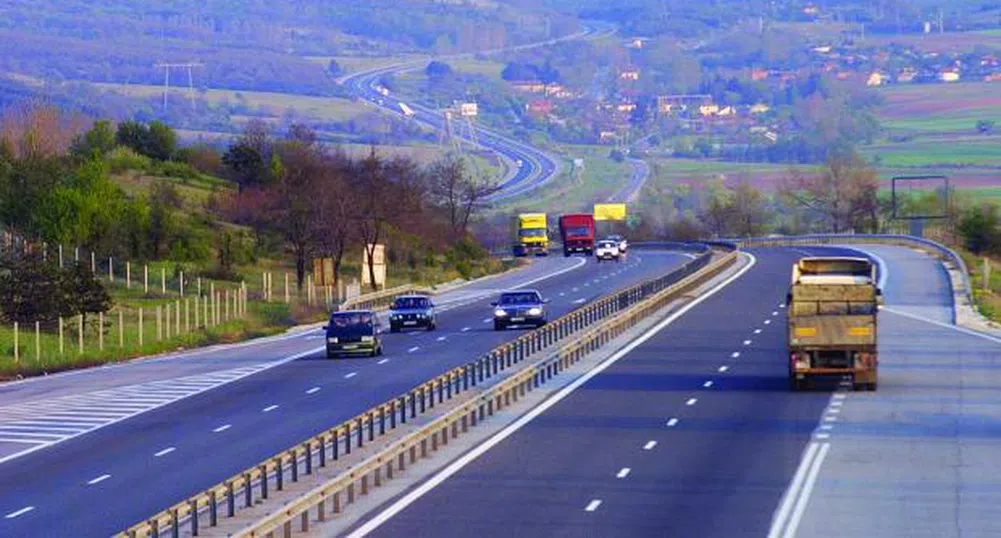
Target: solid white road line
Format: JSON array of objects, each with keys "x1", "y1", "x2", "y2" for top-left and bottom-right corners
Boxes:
[
  {"x1": 212, "y1": 424, "x2": 231, "y2": 433},
  {"x1": 87, "y1": 474, "x2": 111, "y2": 485},
  {"x1": 768, "y1": 442, "x2": 820, "y2": 538},
  {"x1": 377, "y1": 359, "x2": 389, "y2": 365},
  {"x1": 718, "y1": 366, "x2": 729, "y2": 373},
  {"x1": 154, "y1": 447, "x2": 176, "y2": 457},
  {"x1": 345, "y1": 372, "x2": 358, "y2": 379},
  {"x1": 263, "y1": 405, "x2": 279, "y2": 412},
  {"x1": 782, "y1": 443, "x2": 831, "y2": 538},
  {"x1": 685, "y1": 398, "x2": 698, "y2": 406},
  {"x1": 5, "y1": 506, "x2": 34, "y2": 519},
  {"x1": 345, "y1": 252, "x2": 758, "y2": 538},
  {"x1": 584, "y1": 500, "x2": 603, "y2": 512},
  {"x1": 306, "y1": 387, "x2": 320, "y2": 394},
  {"x1": 616, "y1": 468, "x2": 631, "y2": 478},
  {"x1": 667, "y1": 418, "x2": 679, "y2": 427}
]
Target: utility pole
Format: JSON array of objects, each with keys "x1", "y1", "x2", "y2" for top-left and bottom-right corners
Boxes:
[{"x1": 154, "y1": 62, "x2": 205, "y2": 113}]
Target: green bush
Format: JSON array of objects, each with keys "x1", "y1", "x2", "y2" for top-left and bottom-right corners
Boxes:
[
  {"x1": 106, "y1": 146, "x2": 152, "y2": 174},
  {"x1": 154, "y1": 160, "x2": 200, "y2": 181},
  {"x1": 958, "y1": 204, "x2": 1001, "y2": 255}
]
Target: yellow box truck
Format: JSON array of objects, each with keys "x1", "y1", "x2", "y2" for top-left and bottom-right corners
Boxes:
[
  {"x1": 788, "y1": 257, "x2": 882, "y2": 391},
  {"x1": 512, "y1": 213, "x2": 549, "y2": 257}
]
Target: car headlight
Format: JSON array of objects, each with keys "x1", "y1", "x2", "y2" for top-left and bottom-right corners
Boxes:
[
  {"x1": 361, "y1": 336, "x2": 374, "y2": 342},
  {"x1": 327, "y1": 337, "x2": 338, "y2": 344},
  {"x1": 494, "y1": 309, "x2": 508, "y2": 317},
  {"x1": 528, "y1": 307, "x2": 542, "y2": 316}
]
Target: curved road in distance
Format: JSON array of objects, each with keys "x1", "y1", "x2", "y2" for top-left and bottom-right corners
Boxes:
[
  {"x1": 339, "y1": 24, "x2": 615, "y2": 203},
  {"x1": 352, "y1": 244, "x2": 997, "y2": 538},
  {"x1": 0, "y1": 250, "x2": 690, "y2": 537}
]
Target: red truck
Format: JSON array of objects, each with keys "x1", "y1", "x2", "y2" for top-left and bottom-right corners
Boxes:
[{"x1": 558, "y1": 213, "x2": 595, "y2": 256}]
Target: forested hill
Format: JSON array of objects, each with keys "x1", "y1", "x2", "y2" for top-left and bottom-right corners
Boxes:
[{"x1": 0, "y1": 1, "x2": 576, "y2": 96}]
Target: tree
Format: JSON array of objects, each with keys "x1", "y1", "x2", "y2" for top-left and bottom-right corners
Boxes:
[
  {"x1": 115, "y1": 120, "x2": 149, "y2": 156},
  {"x1": 728, "y1": 181, "x2": 769, "y2": 237},
  {"x1": 779, "y1": 153, "x2": 879, "y2": 233},
  {"x1": 222, "y1": 120, "x2": 273, "y2": 191},
  {"x1": 147, "y1": 183, "x2": 179, "y2": 259},
  {"x1": 327, "y1": 59, "x2": 343, "y2": 77},
  {"x1": 273, "y1": 127, "x2": 325, "y2": 288},
  {"x1": 958, "y1": 204, "x2": 1001, "y2": 255},
  {"x1": 70, "y1": 120, "x2": 116, "y2": 160},
  {"x1": 428, "y1": 155, "x2": 500, "y2": 238},
  {"x1": 63, "y1": 262, "x2": 112, "y2": 327},
  {"x1": 0, "y1": 253, "x2": 73, "y2": 326},
  {"x1": 425, "y1": 60, "x2": 454, "y2": 80},
  {"x1": 147, "y1": 121, "x2": 178, "y2": 161}
]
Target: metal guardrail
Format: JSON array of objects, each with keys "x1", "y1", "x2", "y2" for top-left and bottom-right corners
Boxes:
[
  {"x1": 117, "y1": 242, "x2": 736, "y2": 538},
  {"x1": 732, "y1": 234, "x2": 972, "y2": 304}
]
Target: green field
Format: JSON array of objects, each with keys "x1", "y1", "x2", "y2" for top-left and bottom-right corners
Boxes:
[
  {"x1": 862, "y1": 136, "x2": 1001, "y2": 167},
  {"x1": 93, "y1": 83, "x2": 371, "y2": 123}
]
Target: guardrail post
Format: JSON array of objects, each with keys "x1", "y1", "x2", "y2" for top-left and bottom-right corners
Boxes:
[
  {"x1": 244, "y1": 473, "x2": 252, "y2": 507},
  {"x1": 227, "y1": 482, "x2": 235, "y2": 517},
  {"x1": 209, "y1": 492, "x2": 218, "y2": 527},
  {"x1": 151, "y1": 520, "x2": 159, "y2": 538},
  {"x1": 419, "y1": 388, "x2": 427, "y2": 413},
  {"x1": 410, "y1": 393, "x2": 417, "y2": 419},
  {"x1": 368, "y1": 414, "x2": 375, "y2": 441},
  {"x1": 333, "y1": 432, "x2": 339, "y2": 460},
  {"x1": 305, "y1": 443, "x2": 313, "y2": 475},
  {"x1": 260, "y1": 465, "x2": 269, "y2": 498},
  {"x1": 333, "y1": 492, "x2": 341, "y2": 515},
  {"x1": 276, "y1": 458, "x2": 284, "y2": 491},
  {"x1": 291, "y1": 453, "x2": 299, "y2": 482},
  {"x1": 379, "y1": 407, "x2": 386, "y2": 435},
  {"x1": 189, "y1": 500, "x2": 199, "y2": 536},
  {"x1": 301, "y1": 511, "x2": 309, "y2": 533},
  {"x1": 171, "y1": 510, "x2": 179, "y2": 538},
  {"x1": 345, "y1": 424, "x2": 352, "y2": 455},
  {"x1": 446, "y1": 377, "x2": 453, "y2": 399},
  {"x1": 357, "y1": 418, "x2": 364, "y2": 448}
]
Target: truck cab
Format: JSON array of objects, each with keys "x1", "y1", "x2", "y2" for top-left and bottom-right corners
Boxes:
[
  {"x1": 559, "y1": 213, "x2": 595, "y2": 257},
  {"x1": 512, "y1": 213, "x2": 549, "y2": 257},
  {"x1": 787, "y1": 257, "x2": 881, "y2": 391}
]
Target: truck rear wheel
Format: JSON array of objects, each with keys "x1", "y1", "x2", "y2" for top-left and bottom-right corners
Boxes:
[{"x1": 790, "y1": 377, "x2": 803, "y2": 391}]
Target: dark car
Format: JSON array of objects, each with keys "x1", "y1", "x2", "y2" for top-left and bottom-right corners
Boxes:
[
  {"x1": 389, "y1": 294, "x2": 437, "y2": 332},
  {"x1": 325, "y1": 310, "x2": 384, "y2": 358},
  {"x1": 492, "y1": 289, "x2": 549, "y2": 330}
]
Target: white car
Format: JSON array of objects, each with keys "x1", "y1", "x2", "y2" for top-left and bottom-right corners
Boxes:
[
  {"x1": 595, "y1": 240, "x2": 621, "y2": 262},
  {"x1": 607, "y1": 235, "x2": 628, "y2": 253}
]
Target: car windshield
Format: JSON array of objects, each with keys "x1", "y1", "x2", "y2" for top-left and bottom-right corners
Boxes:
[
  {"x1": 500, "y1": 293, "x2": 540, "y2": 305},
  {"x1": 519, "y1": 229, "x2": 546, "y2": 237},
  {"x1": 566, "y1": 226, "x2": 589, "y2": 236},
  {"x1": 330, "y1": 312, "x2": 374, "y2": 329},
  {"x1": 392, "y1": 297, "x2": 429, "y2": 309}
]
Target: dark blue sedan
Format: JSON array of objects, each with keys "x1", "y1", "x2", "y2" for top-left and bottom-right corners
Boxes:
[
  {"x1": 492, "y1": 289, "x2": 549, "y2": 331},
  {"x1": 389, "y1": 294, "x2": 437, "y2": 332}
]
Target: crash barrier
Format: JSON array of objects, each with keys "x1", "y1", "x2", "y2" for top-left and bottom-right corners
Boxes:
[
  {"x1": 733, "y1": 234, "x2": 971, "y2": 304},
  {"x1": 338, "y1": 284, "x2": 432, "y2": 313},
  {"x1": 117, "y1": 243, "x2": 738, "y2": 538}
]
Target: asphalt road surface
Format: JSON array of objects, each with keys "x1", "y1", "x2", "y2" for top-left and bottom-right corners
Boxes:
[{"x1": 0, "y1": 249, "x2": 687, "y2": 537}]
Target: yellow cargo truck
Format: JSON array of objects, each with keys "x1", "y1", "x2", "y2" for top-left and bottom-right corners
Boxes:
[
  {"x1": 512, "y1": 213, "x2": 549, "y2": 257},
  {"x1": 787, "y1": 257, "x2": 882, "y2": 391}
]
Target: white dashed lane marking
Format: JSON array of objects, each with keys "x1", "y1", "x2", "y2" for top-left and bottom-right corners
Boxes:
[
  {"x1": 462, "y1": 327, "x2": 471, "y2": 332},
  {"x1": 643, "y1": 441, "x2": 657, "y2": 450},
  {"x1": 4, "y1": 506, "x2": 34, "y2": 519},
  {"x1": 212, "y1": 424, "x2": 231, "y2": 433},
  {"x1": 345, "y1": 372, "x2": 358, "y2": 379},
  {"x1": 731, "y1": 352, "x2": 741, "y2": 358},
  {"x1": 262, "y1": 405, "x2": 279, "y2": 413},
  {"x1": 616, "y1": 468, "x2": 631, "y2": 478},
  {"x1": 87, "y1": 474, "x2": 111, "y2": 486},
  {"x1": 764, "y1": 319, "x2": 772, "y2": 325},
  {"x1": 154, "y1": 447, "x2": 176, "y2": 457},
  {"x1": 377, "y1": 359, "x2": 389, "y2": 365},
  {"x1": 686, "y1": 398, "x2": 698, "y2": 406},
  {"x1": 585, "y1": 500, "x2": 602, "y2": 512},
  {"x1": 667, "y1": 418, "x2": 679, "y2": 427},
  {"x1": 703, "y1": 381, "x2": 714, "y2": 388},
  {"x1": 437, "y1": 336, "x2": 447, "y2": 342},
  {"x1": 718, "y1": 366, "x2": 729, "y2": 373},
  {"x1": 408, "y1": 346, "x2": 420, "y2": 353},
  {"x1": 306, "y1": 387, "x2": 320, "y2": 395},
  {"x1": 743, "y1": 340, "x2": 752, "y2": 346},
  {"x1": 754, "y1": 329, "x2": 762, "y2": 334}
]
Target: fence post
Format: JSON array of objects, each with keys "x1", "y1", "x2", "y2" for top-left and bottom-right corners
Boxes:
[
  {"x1": 108, "y1": 257, "x2": 114, "y2": 283},
  {"x1": 262, "y1": 273, "x2": 267, "y2": 302},
  {"x1": 225, "y1": 289, "x2": 230, "y2": 321},
  {"x1": 119, "y1": 310, "x2": 124, "y2": 347},
  {"x1": 157, "y1": 306, "x2": 162, "y2": 341},
  {"x1": 161, "y1": 267, "x2": 166, "y2": 294},
  {"x1": 59, "y1": 317, "x2": 64, "y2": 355},
  {"x1": 185, "y1": 299, "x2": 190, "y2": 334},
  {"x1": 144, "y1": 265, "x2": 149, "y2": 294},
  {"x1": 198, "y1": 277, "x2": 202, "y2": 296},
  {"x1": 98, "y1": 312, "x2": 104, "y2": 351},
  {"x1": 180, "y1": 270, "x2": 185, "y2": 297},
  {"x1": 139, "y1": 308, "x2": 144, "y2": 347},
  {"x1": 195, "y1": 295, "x2": 200, "y2": 328},
  {"x1": 34, "y1": 321, "x2": 39, "y2": 362},
  {"x1": 285, "y1": 273, "x2": 290, "y2": 304},
  {"x1": 165, "y1": 303, "x2": 171, "y2": 339},
  {"x1": 126, "y1": 261, "x2": 131, "y2": 289},
  {"x1": 203, "y1": 294, "x2": 209, "y2": 328},
  {"x1": 91, "y1": 251, "x2": 96, "y2": 273},
  {"x1": 13, "y1": 322, "x2": 18, "y2": 363},
  {"x1": 175, "y1": 300, "x2": 180, "y2": 336},
  {"x1": 78, "y1": 315, "x2": 84, "y2": 355},
  {"x1": 74, "y1": 246, "x2": 79, "y2": 262},
  {"x1": 58, "y1": 244, "x2": 64, "y2": 268}
]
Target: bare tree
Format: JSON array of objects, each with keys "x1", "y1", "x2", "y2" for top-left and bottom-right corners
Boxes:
[
  {"x1": 314, "y1": 151, "x2": 356, "y2": 287},
  {"x1": 273, "y1": 129, "x2": 325, "y2": 288},
  {"x1": 729, "y1": 180, "x2": 769, "y2": 237},
  {"x1": 779, "y1": 153, "x2": 879, "y2": 234},
  {"x1": 428, "y1": 155, "x2": 501, "y2": 238},
  {"x1": 351, "y1": 150, "x2": 392, "y2": 291}
]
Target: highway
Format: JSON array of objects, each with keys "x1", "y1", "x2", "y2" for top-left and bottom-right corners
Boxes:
[
  {"x1": 338, "y1": 24, "x2": 615, "y2": 204},
  {"x1": 0, "y1": 250, "x2": 689, "y2": 537},
  {"x1": 351, "y1": 244, "x2": 1000, "y2": 538}
]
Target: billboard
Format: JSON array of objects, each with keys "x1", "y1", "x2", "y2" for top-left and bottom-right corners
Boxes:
[
  {"x1": 362, "y1": 244, "x2": 387, "y2": 289},
  {"x1": 594, "y1": 203, "x2": 627, "y2": 221}
]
